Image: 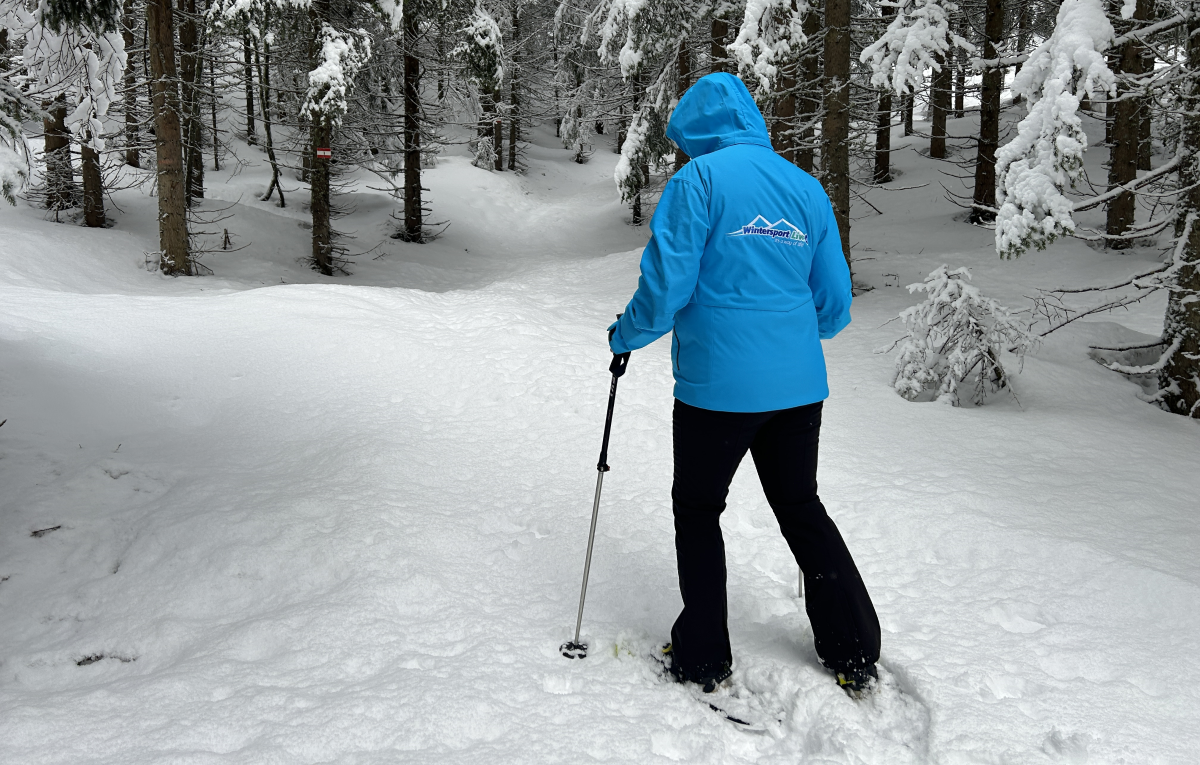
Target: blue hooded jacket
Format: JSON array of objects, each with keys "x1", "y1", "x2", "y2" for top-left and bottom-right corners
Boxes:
[{"x1": 608, "y1": 73, "x2": 853, "y2": 413}]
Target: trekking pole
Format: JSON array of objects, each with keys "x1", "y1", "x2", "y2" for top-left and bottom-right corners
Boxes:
[{"x1": 561, "y1": 349, "x2": 630, "y2": 659}]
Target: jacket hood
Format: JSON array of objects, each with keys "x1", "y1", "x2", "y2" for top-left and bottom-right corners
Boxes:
[{"x1": 666, "y1": 73, "x2": 773, "y2": 159}]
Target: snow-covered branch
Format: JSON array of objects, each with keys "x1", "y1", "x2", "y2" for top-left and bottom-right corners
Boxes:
[
  {"x1": 859, "y1": 0, "x2": 973, "y2": 96},
  {"x1": 994, "y1": 0, "x2": 1115, "y2": 259}
]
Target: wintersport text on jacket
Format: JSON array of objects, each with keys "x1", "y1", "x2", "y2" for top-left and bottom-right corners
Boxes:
[{"x1": 607, "y1": 72, "x2": 853, "y2": 413}]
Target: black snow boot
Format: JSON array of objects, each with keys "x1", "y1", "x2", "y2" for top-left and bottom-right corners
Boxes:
[
  {"x1": 661, "y1": 644, "x2": 732, "y2": 693},
  {"x1": 835, "y1": 664, "x2": 878, "y2": 698}
]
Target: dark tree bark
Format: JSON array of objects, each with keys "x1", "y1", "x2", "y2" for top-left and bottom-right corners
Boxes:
[
  {"x1": 508, "y1": 3, "x2": 520, "y2": 172},
  {"x1": 954, "y1": 12, "x2": 966, "y2": 118},
  {"x1": 822, "y1": 0, "x2": 851, "y2": 270},
  {"x1": 969, "y1": 0, "x2": 1003, "y2": 224},
  {"x1": 874, "y1": 90, "x2": 892, "y2": 184},
  {"x1": 309, "y1": 0, "x2": 333, "y2": 275},
  {"x1": 930, "y1": 51, "x2": 951, "y2": 158},
  {"x1": 796, "y1": 7, "x2": 821, "y2": 172},
  {"x1": 147, "y1": 0, "x2": 192, "y2": 274},
  {"x1": 179, "y1": 0, "x2": 203, "y2": 203},
  {"x1": 1012, "y1": 1, "x2": 1029, "y2": 104},
  {"x1": 493, "y1": 114, "x2": 503, "y2": 171},
  {"x1": 253, "y1": 39, "x2": 283, "y2": 205},
  {"x1": 42, "y1": 95, "x2": 75, "y2": 211},
  {"x1": 401, "y1": 6, "x2": 423, "y2": 242},
  {"x1": 631, "y1": 78, "x2": 645, "y2": 225},
  {"x1": 873, "y1": 3, "x2": 895, "y2": 182},
  {"x1": 773, "y1": 64, "x2": 796, "y2": 164},
  {"x1": 1138, "y1": 16, "x2": 1155, "y2": 172},
  {"x1": 710, "y1": 17, "x2": 730, "y2": 73},
  {"x1": 210, "y1": 53, "x2": 219, "y2": 170},
  {"x1": 902, "y1": 92, "x2": 914, "y2": 136},
  {"x1": 676, "y1": 36, "x2": 692, "y2": 170},
  {"x1": 1107, "y1": 0, "x2": 1154, "y2": 246},
  {"x1": 81, "y1": 131, "x2": 105, "y2": 227},
  {"x1": 243, "y1": 35, "x2": 256, "y2": 144},
  {"x1": 121, "y1": 0, "x2": 140, "y2": 167},
  {"x1": 1157, "y1": 11, "x2": 1200, "y2": 417}
]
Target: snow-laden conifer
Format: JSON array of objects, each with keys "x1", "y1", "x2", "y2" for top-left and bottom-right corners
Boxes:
[
  {"x1": 891, "y1": 266, "x2": 1033, "y2": 406},
  {"x1": 859, "y1": 0, "x2": 972, "y2": 97},
  {"x1": 994, "y1": 0, "x2": 1115, "y2": 259},
  {"x1": 729, "y1": 0, "x2": 808, "y2": 91}
]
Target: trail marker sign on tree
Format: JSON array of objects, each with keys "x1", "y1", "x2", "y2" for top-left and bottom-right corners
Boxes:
[{"x1": 316, "y1": 148, "x2": 332, "y2": 159}]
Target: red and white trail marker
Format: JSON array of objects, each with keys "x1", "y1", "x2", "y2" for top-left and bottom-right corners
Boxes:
[{"x1": 316, "y1": 148, "x2": 332, "y2": 159}]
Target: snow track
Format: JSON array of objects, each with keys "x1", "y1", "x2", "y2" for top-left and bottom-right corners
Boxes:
[{"x1": 2, "y1": 123, "x2": 1199, "y2": 763}]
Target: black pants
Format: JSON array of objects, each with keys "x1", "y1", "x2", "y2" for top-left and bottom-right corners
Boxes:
[{"x1": 669, "y1": 399, "x2": 880, "y2": 680}]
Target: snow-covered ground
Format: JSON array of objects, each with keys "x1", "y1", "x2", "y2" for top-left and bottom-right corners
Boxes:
[{"x1": 1, "y1": 116, "x2": 1198, "y2": 764}]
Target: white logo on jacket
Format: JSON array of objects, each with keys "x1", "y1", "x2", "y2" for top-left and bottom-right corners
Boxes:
[{"x1": 727, "y1": 216, "x2": 808, "y2": 245}]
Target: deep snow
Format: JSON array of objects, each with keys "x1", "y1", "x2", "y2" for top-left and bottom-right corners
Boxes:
[{"x1": 1, "y1": 116, "x2": 1198, "y2": 764}]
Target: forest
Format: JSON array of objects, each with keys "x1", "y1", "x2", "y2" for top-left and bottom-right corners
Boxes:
[{"x1": 1, "y1": 0, "x2": 1199, "y2": 762}]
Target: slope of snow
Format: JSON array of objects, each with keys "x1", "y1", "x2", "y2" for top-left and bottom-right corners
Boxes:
[{"x1": 1, "y1": 118, "x2": 1198, "y2": 764}]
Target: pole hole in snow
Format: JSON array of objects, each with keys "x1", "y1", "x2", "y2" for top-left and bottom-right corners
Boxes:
[{"x1": 30, "y1": 526, "x2": 62, "y2": 538}]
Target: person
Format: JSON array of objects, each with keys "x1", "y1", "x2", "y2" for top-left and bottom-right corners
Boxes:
[{"x1": 607, "y1": 73, "x2": 881, "y2": 696}]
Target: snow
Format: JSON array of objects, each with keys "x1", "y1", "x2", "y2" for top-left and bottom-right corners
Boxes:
[{"x1": 2, "y1": 119, "x2": 1200, "y2": 764}]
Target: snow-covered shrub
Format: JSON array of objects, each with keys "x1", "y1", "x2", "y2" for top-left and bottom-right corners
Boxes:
[
  {"x1": 472, "y1": 136, "x2": 497, "y2": 170},
  {"x1": 890, "y1": 266, "x2": 1034, "y2": 406},
  {"x1": 994, "y1": 0, "x2": 1115, "y2": 259}
]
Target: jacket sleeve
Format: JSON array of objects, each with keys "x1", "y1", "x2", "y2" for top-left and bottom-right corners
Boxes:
[
  {"x1": 809, "y1": 198, "x2": 853, "y2": 340},
  {"x1": 609, "y1": 177, "x2": 710, "y2": 354}
]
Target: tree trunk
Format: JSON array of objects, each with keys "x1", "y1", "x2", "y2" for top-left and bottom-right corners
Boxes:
[
  {"x1": 1157, "y1": 11, "x2": 1200, "y2": 417},
  {"x1": 1138, "y1": 13, "x2": 1155, "y2": 172},
  {"x1": 81, "y1": 133, "x2": 104, "y2": 227},
  {"x1": 1012, "y1": 1, "x2": 1029, "y2": 104},
  {"x1": 1107, "y1": 0, "x2": 1154, "y2": 246},
  {"x1": 773, "y1": 63, "x2": 796, "y2": 164},
  {"x1": 402, "y1": 8, "x2": 423, "y2": 242},
  {"x1": 872, "y1": 2, "x2": 895, "y2": 182},
  {"x1": 147, "y1": 0, "x2": 192, "y2": 274},
  {"x1": 930, "y1": 51, "x2": 951, "y2": 158},
  {"x1": 969, "y1": 0, "x2": 1003, "y2": 224},
  {"x1": 508, "y1": 4, "x2": 520, "y2": 172},
  {"x1": 874, "y1": 90, "x2": 892, "y2": 183},
  {"x1": 121, "y1": 0, "x2": 140, "y2": 167},
  {"x1": 178, "y1": 0, "x2": 203, "y2": 203},
  {"x1": 493, "y1": 113, "x2": 503, "y2": 171},
  {"x1": 211, "y1": 52, "x2": 219, "y2": 170},
  {"x1": 253, "y1": 37, "x2": 284, "y2": 206},
  {"x1": 796, "y1": 7, "x2": 821, "y2": 173},
  {"x1": 954, "y1": 12, "x2": 966, "y2": 118},
  {"x1": 821, "y1": 0, "x2": 851, "y2": 271},
  {"x1": 631, "y1": 79, "x2": 644, "y2": 225},
  {"x1": 710, "y1": 17, "x2": 729, "y2": 73},
  {"x1": 676, "y1": 36, "x2": 692, "y2": 170},
  {"x1": 243, "y1": 35, "x2": 256, "y2": 144},
  {"x1": 309, "y1": 0, "x2": 333, "y2": 275},
  {"x1": 42, "y1": 95, "x2": 74, "y2": 211},
  {"x1": 902, "y1": 92, "x2": 914, "y2": 136}
]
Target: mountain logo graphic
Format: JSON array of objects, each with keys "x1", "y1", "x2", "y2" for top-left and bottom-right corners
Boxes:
[{"x1": 727, "y1": 216, "x2": 808, "y2": 245}]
